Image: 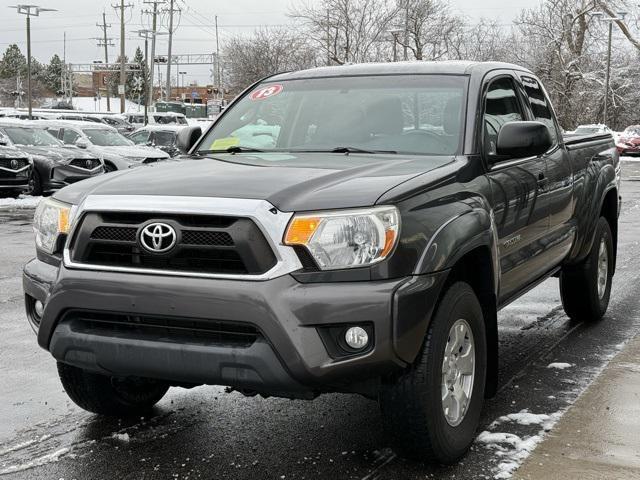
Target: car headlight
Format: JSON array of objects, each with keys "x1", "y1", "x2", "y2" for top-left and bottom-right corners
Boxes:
[
  {"x1": 284, "y1": 206, "x2": 400, "y2": 270},
  {"x1": 33, "y1": 198, "x2": 72, "y2": 253}
]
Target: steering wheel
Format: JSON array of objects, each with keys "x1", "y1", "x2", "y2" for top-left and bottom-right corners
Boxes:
[{"x1": 401, "y1": 129, "x2": 452, "y2": 154}]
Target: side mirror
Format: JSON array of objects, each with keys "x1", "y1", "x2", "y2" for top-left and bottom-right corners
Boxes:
[
  {"x1": 495, "y1": 121, "x2": 552, "y2": 160},
  {"x1": 75, "y1": 138, "x2": 90, "y2": 149},
  {"x1": 0, "y1": 137, "x2": 8, "y2": 146},
  {"x1": 176, "y1": 126, "x2": 203, "y2": 154}
]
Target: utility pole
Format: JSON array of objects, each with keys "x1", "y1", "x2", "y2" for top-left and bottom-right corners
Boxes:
[
  {"x1": 97, "y1": 12, "x2": 114, "y2": 111},
  {"x1": 165, "y1": 0, "x2": 176, "y2": 101},
  {"x1": 119, "y1": 0, "x2": 126, "y2": 112},
  {"x1": 112, "y1": 1, "x2": 132, "y2": 113},
  {"x1": 215, "y1": 14, "x2": 221, "y2": 92},
  {"x1": 143, "y1": 0, "x2": 163, "y2": 108}
]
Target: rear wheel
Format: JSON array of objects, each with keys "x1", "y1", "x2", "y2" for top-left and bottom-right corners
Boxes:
[
  {"x1": 560, "y1": 217, "x2": 614, "y2": 322},
  {"x1": 379, "y1": 282, "x2": 487, "y2": 464},
  {"x1": 57, "y1": 362, "x2": 169, "y2": 416}
]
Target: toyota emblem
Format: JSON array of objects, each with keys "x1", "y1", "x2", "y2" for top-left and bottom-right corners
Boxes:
[
  {"x1": 10, "y1": 159, "x2": 19, "y2": 169},
  {"x1": 139, "y1": 222, "x2": 177, "y2": 253},
  {"x1": 86, "y1": 159, "x2": 94, "y2": 169}
]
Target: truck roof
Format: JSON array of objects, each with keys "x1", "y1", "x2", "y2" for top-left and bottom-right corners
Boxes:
[{"x1": 268, "y1": 60, "x2": 533, "y2": 82}]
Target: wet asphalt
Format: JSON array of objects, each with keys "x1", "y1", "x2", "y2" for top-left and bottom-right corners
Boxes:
[{"x1": 1, "y1": 161, "x2": 640, "y2": 479}]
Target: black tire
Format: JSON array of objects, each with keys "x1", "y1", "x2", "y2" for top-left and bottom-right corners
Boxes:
[
  {"x1": 57, "y1": 362, "x2": 169, "y2": 416},
  {"x1": 104, "y1": 162, "x2": 117, "y2": 173},
  {"x1": 28, "y1": 168, "x2": 43, "y2": 196},
  {"x1": 379, "y1": 282, "x2": 487, "y2": 464},
  {"x1": 560, "y1": 217, "x2": 614, "y2": 322}
]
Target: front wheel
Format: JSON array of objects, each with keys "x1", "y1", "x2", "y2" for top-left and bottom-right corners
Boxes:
[
  {"x1": 560, "y1": 217, "x2": 614, "y2": 322},
  {"x1": 58, "y1": 362, "x2": 169, "y2": 416},
  {"x1": 379, "y1": 282, "x2": 487, "y2": 464}
]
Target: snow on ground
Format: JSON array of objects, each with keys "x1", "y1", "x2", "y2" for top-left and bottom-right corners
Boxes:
[
  {"x1": 477, "y1": 409, "x2": 564, "y2": 479},
  {"x1": 489, "y1": 410, "x2": 560, "y2": 429},
  {"x1": 0, "y1": 196, "x2": 41, "y2": 209},
  {"x1": 547, "y1": 362, "x2": 573, "y2": 370},
  {"x1": 0, "y1": 447, "x2": 70, "y2": 475}
]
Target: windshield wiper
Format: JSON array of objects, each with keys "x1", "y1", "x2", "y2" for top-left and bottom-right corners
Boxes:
[
  {"x1": 287, "y1": 147, "x2": 398, "y2": 154},
  {"x1": 198, "y1": 146, "x2": 264, "y2": 155}
]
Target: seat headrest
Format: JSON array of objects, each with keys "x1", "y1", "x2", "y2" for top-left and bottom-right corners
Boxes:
[{"x1": 443, "y1": 96, "x2": 463, "y2": 135}]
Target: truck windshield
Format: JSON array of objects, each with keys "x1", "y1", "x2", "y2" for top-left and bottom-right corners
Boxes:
[
  {"x1": 2, "y1": 127, "x2": 61, "y2": 147},
  {"x1": 198, "y1": 74, "x2": 467, "y2": 156},
  {"x1": 84, "y1": 129, "x2": 133, "y2": 146}
]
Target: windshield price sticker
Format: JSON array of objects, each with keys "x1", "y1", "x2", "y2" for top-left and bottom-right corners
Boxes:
[{"x1": 249, "y1": 84, "x2": 283, "y2": 101}]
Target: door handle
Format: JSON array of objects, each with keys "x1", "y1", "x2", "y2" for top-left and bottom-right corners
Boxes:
[{"x1": 537, "y1": 172, "x2": 548, "y2": 188}]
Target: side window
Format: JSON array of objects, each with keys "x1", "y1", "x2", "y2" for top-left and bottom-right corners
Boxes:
[
  {"x1": 483, "y1": 77, "x2": 524, "y2": 156},
  {"x1": 520, "y1": 76, "x2": 558, "y2": 144},
  {"x1": 46, "y1": 128, "x2": 60, "y2": 139},
  {"x1": 62, "y1": 129, "x2": 81, "y2": 145},
  {"x1": 130, "y1": 131, "x2": 149, "y2": 144}
]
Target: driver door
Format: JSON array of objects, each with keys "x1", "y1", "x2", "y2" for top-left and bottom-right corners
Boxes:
[{"x1": 483, "y1": 75, "x2": 549, "y2": 303}]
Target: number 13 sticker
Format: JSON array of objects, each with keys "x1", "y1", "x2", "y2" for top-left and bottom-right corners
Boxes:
[{"x1": 250, "y1": 84, "x2": 283, "y2": 101}]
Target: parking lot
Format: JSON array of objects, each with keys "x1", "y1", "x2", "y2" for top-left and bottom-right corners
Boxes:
[{"x1": 0, "y1": 160, "x2": 638, "y2": 479}]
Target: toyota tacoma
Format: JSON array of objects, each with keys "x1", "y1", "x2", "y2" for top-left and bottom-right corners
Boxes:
[{"x1": 23, "y1": 61, "x2": 620, "y2": 463}]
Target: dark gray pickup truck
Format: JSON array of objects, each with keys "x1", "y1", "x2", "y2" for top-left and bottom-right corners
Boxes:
[{"x1": 23, "y1": 61, "x2": 620, "y2": 463}]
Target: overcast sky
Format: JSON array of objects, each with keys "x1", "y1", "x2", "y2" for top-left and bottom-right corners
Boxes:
[{"x1": 0, "y1": 0, "x2": 540, "y2": 85}]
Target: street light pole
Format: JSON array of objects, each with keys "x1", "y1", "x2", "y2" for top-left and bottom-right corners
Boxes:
[
  {"x1": 604, "y1": 21, "x2": 613, "y2": 126},
  {"x1": 9, "y1": 5, "x2": 57, "y2": 120},
  {"x1": 593, "y1": 11, "x2": 627, "y2": 126}
]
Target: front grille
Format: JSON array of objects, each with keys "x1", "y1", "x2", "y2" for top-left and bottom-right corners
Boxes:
[
  {"x1": 91, "y1": 226, "x2": 137, "y2": 242},
  {"x1": 0, "y1": 158, "x2": 29, "y2": 170},
  {"x1": 64, "y1": 310, "x2": 260, "y2": 348},
  {"x1": 70, "y1": 211, "x2": 277, "y2": 276},
  {"x1": 69, "y1": 158, "x2": 101, "y2": 170}
]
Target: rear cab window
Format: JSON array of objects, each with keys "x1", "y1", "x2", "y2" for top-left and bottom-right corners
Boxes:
[{"x1": 519, "y1": 75, "x2": 559, "y2": 145}]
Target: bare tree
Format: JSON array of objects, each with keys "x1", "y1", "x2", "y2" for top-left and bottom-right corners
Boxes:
[
  {"x1": 393, "y1": 0, "x2": 465, "y2": 61},
  {"x1": 222, "y1": 28, "x2": 318, "y2": 93},
  {"x1": 290, "y1": 0, "x2": 398, "y2": 65}
]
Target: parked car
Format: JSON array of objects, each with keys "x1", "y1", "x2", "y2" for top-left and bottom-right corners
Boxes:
[
  {"x1": 37, "y1": 120, "x2": 170, "y2": 172},
  {"x1": 128, "y1": 125, "x2": 200, "y2": 157},
  {"x1": 569, "y1": 124, "x2": 613, "y2": 136},
  {"x1": 0, "y1": 145, "x2": 32, "y2": 198},
  {"x1": 119, "y1": 111, "x2": 189, "y2": 126},
  {"x1": 616, "y1": 125, "x2": 640, "y2": 156},
  {"x1": 24, "y1": 61, "x2": 620, "y2": 464},
  {"x1": 52, "y1": 113, "x2": 135, "y2": 135},
  {"x1": 0, "y1": 120, "x2": 104, "y2": 196}
]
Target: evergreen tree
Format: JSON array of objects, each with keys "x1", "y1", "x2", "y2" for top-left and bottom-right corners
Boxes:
[{"x1": 0, "y1": 44, "x2": 27, "y2": 80}]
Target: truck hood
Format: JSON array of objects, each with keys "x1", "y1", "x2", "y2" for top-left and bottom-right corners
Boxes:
[
  {"x1": 14, "y1": 145, "x2": 95, "y2": 162},
  {"x1": 54, "y1": 152, "x2": 455, "y2": 211},
  {"x1": 93, "y1": 145, "x2": 169, "y2": 160}
]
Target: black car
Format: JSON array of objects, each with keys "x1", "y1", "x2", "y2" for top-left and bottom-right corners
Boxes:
[
  {"x1": 128, "y1": 125, "x2": 200, "y2": 157},
  {"x1": 0, "y1": 145, "x2": 32, "y2": 198},
  {"x1": 24, "y1": 61, "x2": 620, "y2": 464},
  {"x1": 0, "y1": 120, "x2": 104, "y2": 196}
]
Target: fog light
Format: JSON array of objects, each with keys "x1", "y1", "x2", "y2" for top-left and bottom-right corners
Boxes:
[
  {"x1": 345, "y1": 326, "x2": 369, "y2": 350},
  {"x1": 34, "y1": 300, "x2": 44, "y2": 318}
]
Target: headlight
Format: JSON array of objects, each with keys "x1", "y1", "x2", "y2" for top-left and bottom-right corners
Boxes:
[
  {"x1": 33, "y1": 198, "x2": 72, "y2": 253},
  {"x1": 284, "y1": 206, "x2": 400, "y2": 270}
]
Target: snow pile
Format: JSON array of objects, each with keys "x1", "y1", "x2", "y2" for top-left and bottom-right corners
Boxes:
[
  {"x1": 111, "y1": 432, "x2": 130, "y2": 442},
  {"x1": 547, "y1": 362, "x2": 573, "y2": 370},
  {"x1": 489, "y1": 410, "x2": 560, "y2": 430},
  {"x1": 476, "y1": 431, "x2": 542, "y2": 479},
  {"x1": 0, "y1": 195, "x2": 41, "y2": 209},
  {"x1": 478, "y1": 410, "x2": 563, "y2": 479}
]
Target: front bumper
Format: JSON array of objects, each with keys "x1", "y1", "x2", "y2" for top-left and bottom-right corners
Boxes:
[
  {"x1": 23, "y1": 259, "x2": 446, "y2": 396},
  {"x1": 43, "y1": 165, "x2": 104, "y2": 193}
]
